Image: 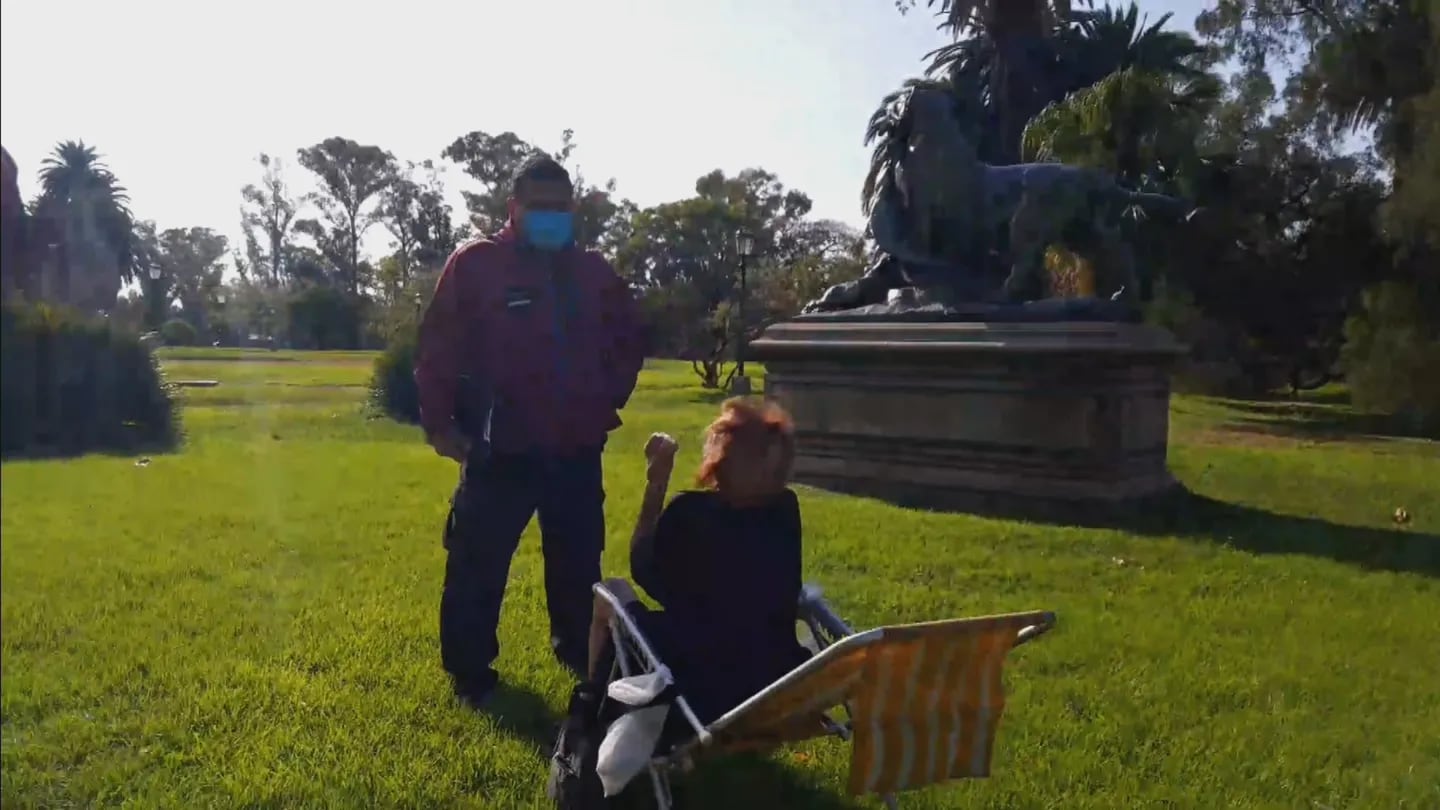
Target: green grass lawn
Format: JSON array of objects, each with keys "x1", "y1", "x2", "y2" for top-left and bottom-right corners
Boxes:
[{"x1": 3, "y1": 350, "x2": 1438, "y2": 809}]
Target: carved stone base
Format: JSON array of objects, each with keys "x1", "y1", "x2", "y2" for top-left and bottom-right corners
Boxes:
[{"x1": 749, "y1": 319, "x2": 1185, "y2": 517}]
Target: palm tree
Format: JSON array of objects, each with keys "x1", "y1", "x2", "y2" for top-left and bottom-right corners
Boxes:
[
  {"x1": 1018, "y1": 67, "x2": 1221, "y2": 298},
  {"x1": 864, "y1": 2, "x2": 1210, "y2": 212},
  {"x1": 34, "y1": 141, "x2": 134, "y2": 312},
  {"x1": 1022, "y1": 67, "x2": 1220, "y2": 186},
  {"x1": 913, "y1": 1, "x2": 1087, "y2": 163},
  {"x1": 916, "y1": 2, "x2": 1203, "y2": 160},
  {"x1": 1059, "y1": 4, "x2": 1209, "y2": 92}
]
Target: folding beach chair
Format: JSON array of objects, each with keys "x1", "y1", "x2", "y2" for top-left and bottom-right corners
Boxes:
[{"x1": 591, "y1": 582, "x2": 1056, "y2": 809}]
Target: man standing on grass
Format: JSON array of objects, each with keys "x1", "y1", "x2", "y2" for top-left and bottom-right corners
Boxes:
[{"x1": 415, "y1": 155, "x2": 645, "y2": 708}]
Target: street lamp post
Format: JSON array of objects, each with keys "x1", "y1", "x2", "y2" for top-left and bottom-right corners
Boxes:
[
  {"x1": 147, "y1": 265, "x2": 164, "y2": 329},
  {"x1": 732, "y1": 230, "x2": 757, "y2": 395},
  {"x1": 265, "y1": 305, "x2": 278, "y2": 350},
  {"x1": 214, "y1": 292, "x2": 227, "y2": 347}
]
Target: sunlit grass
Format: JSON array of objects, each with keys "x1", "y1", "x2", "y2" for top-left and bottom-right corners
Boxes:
[{"x1": 2, "y1": 352, "x2": 1437, "y2": 809}]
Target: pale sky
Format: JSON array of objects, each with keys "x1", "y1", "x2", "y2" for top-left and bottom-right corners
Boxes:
[{"x1": 0, "y1": 0, "x2": 1211, "y2": 262}]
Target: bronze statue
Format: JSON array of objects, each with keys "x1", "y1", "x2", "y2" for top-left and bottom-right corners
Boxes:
[{"x1": 805, "y1": 87, "x2": 1194, "y2": 318}]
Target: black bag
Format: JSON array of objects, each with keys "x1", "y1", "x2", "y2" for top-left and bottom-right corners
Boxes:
[{"x1": 547, "y1": 681, "x2": 609, "y2": 810}]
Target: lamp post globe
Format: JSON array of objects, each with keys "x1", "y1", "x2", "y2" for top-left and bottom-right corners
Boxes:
[{"x1": 736, "y1": 230, "x2": 756, "y2": 259}]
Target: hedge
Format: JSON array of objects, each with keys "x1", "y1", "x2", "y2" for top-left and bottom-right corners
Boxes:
[{"x1": 1, "y1": 302, "x2": 181, "y2": 457}]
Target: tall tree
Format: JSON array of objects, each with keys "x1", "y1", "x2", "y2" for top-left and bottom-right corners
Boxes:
[
  {"x1": 442, "y1": 130, "x2": 542, "y2": 235},
  {"x1": 33, "y1": 141, "x2": 134, "y2": 313},
  {"x1": 442, "y1": 128, "x2": 628, "y2": 250},
  {"x1": 239, "y1": 153, "x2": 300, "y2": 288},
  {"x1": 758, "y1": 219, "x2": 868, "y2": 319},
  {"x1": 888, "y1": 2, "x2": 1203, "y2": 165},
  {"x1": 1197, "y1": 0, "x2": 1431, "y2": 160},
  {"x1": 295, "y1": 137, "x2": 398, "y2": 295},
  {"x1": 377, "y1": 160, "x2": 463, "y2": 297},
  {"x1": 615, "y1": 169, "x2": 817, "y2": 385},
  {"x1": 1022, "y1": 67, "x2": 1219, "y2": 187},
  {"x1": 898, "y1": 0, "x2": 1088, "y2": 162},
  {"x1": 155, "y1": 226, "x2": 229, "y2": 331},
  {"x1": 1198, "y1": 0, "x2": 1439, "y2": 412},
  {"x1": 1386, "y1": 1, "x2": 1440, "y2": 253}
]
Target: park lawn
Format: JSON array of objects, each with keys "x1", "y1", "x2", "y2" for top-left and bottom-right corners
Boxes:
[{"x1": 2, "y1": 351, "x2": 1437, "y2": 810}]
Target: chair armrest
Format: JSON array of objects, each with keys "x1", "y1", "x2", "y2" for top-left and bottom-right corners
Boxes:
[
  {"x1": 798, "y1": 582, "x2": 855, "y2": 647},
  {"x1": 1015, "y1": 612, "x2": 1057, "y2": 647}
]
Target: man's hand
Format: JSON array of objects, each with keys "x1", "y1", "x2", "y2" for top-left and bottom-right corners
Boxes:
[
  {"x1": 644, "y1": 432, "x2": 678, "y2": 484},
  {"x1": 429, "y1": 428, "x2": 471, "y2": 464}
]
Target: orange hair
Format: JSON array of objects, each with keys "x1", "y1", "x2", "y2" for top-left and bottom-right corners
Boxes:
[{"x1": 696, "y1": 397, "x2": 796, "y2": 494}]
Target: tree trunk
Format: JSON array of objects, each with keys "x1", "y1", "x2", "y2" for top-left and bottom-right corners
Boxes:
[{"x1": 990, "y1": 0, "x2": 1053, "y2": 164}]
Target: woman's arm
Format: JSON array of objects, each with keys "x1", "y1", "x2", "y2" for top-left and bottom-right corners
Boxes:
[{"x1": 630, "y1": 434, "x2": 679, "y2": 602}]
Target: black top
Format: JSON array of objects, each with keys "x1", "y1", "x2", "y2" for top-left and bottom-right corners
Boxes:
[{"x1": 630, "y1": 488, "x2": 810, "y2": 720}]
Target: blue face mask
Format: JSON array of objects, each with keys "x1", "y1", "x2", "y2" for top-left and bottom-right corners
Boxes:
[{"x1": 521, "y1": 210, "x2": 575, "y2": 251}]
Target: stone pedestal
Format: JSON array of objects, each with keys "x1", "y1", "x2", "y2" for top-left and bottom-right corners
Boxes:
[{"x1": 749, "y1": 318, "x2": 1185, "y2": 516}]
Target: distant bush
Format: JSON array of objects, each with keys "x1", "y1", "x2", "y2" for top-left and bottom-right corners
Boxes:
[
  {"x1": 287, "y1": 285, "x2": 366, "y2": 350},
  {"x1": 369, "y1": 326, "x2": 420, "y2": 424},
  {"x1": 1341, "y1": 281, "x2": 1440, "y2": 434},
  {"x1": 1146, "y1": 284, "x2": 1266, "y2": 396},
  {"x1": 160, "y1": 318, "x2": 198, "y2": 346},
  {"x1": 1, "y1": 303, "x2": 180, "y2": 457}
]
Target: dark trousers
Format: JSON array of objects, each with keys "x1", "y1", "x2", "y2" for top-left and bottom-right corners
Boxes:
[{"x1": 440, "y1": 447, "x2": 605, "y2": 692}]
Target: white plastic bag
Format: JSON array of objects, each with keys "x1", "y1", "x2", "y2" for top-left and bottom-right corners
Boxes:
[
  {"x1": 596, "y1": 704, "x2": 672, "y2": 796},
  {"x1": 595, "y1": 666, "x2": 675, "y2": 796},
  {"x1": 607, "y1": 665, "x2": 673, "y2": 706}
]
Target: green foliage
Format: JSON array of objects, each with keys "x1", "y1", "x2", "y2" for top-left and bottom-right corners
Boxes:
[
  {"x1": 377, "y1": 162, "x2": 464, "y2": 287},
  {"x1": 891, "y1": 1, "x2": 1209, "y2": 166},
  {"x1": 159, "y1": 318, "x2": 198, "y2": 347},
  {"x1": 238, "y1": 153, "x2": 300, "y2": 288},
  {"x1": 441, "y1": 128, "x2": 626, "y2": 253},
  {"x1": 367, "y1": 326, "x2": 420, "y2": 424},
  {"x1": 35, "y1": 142, "x2": 134, "y2": 271},
  {"x1": 613, "y1": 168, "x2": 845, "y2": 382},
  {"x1": 285, "y1": 285, "x2": 366, "y2": 350},
  {"x1": 0, "y1": 302, "x2": 179, "y2": 457},
  {"x1": 1384, "y1": 0, "x2": 1440, "y2": 253},
  {"x1": 295, "y1": 137, "x2": 400, "y2": 296},
  {"x1": 1198, "y1": 0, "x2": 1432, "y2": 162},
  {"x1": 139, "y1": 224, "x2": 229, "y2": 331},
  {"x1": 1021, "y1": 67, "x2": 1217, "y2": 186},
  {"x1": 1341, "y1": 281, "x2": 1440, "y2": 432}
]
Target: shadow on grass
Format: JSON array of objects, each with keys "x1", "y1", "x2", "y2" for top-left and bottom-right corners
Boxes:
[
  {"x1": 484, "y1": 683, "x2": 562, "y2": 758},
  {"x1": 485, "y1": 684, "x2": 864, "y2": 809},
  {"x1": 662, "y1": 752, "x2": 864, "y2": 810},
  {"x1": 604, "y1": 753, "x2": 863, "y2": 810},
  {"x1": 1133, "y1": 489, "x2": 1440, "y2": 576},
  {"x1": 1291, "y1": 387, "x2": 1350, "y2": 406},
  {"x1": 687, "y1": 389, "x2": 769, "y2": 407},
  {"x1": 804, "y1": 480, "x2": 1440, "y2": 578},
  {"x1": 164, "y1": 354, "x2": 301, "y2": 363},
  {"x1": 1215, "y1": 399, "x2": 1438, "y2": 442},
  {"x1": 0, "y1": 434, "x2": 183, "y2": 463},
  {"x1": 688, "y1": 390, "x2": 733, "y2": 406}
]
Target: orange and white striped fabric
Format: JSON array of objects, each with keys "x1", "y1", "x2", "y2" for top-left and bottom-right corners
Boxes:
[{"x1": 707, "y1": 611, "x2": 1051, "y2": 797}]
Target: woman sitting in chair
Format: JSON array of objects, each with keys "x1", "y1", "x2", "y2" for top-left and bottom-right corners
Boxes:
[{"x1": 587, "y1": 397, "x2": 811, "y2": 725}]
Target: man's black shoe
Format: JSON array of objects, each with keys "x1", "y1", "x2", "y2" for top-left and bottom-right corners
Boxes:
[{"x1": 452, "y1": 673, "x2": 498, "y2": 711}]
